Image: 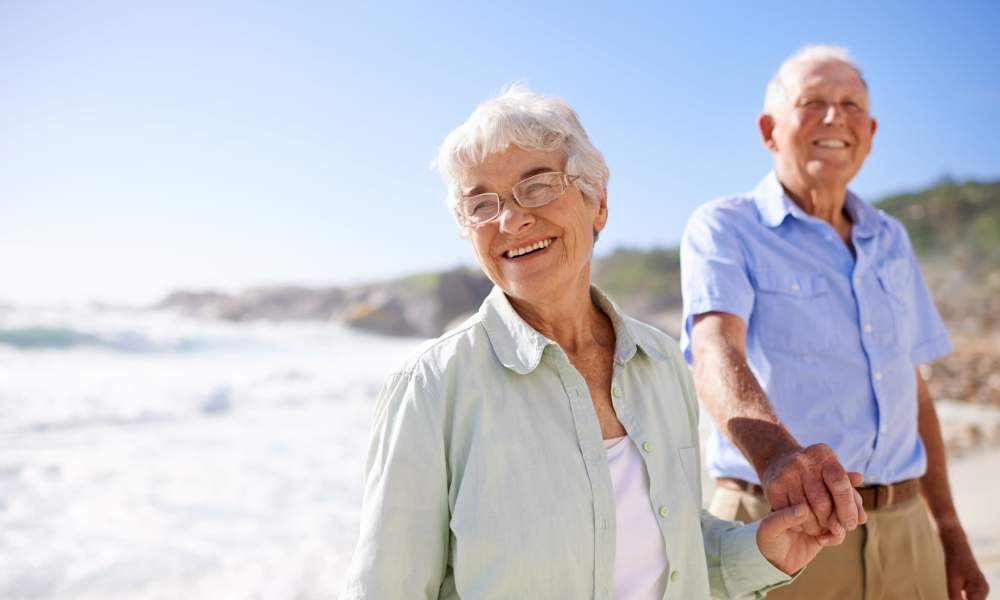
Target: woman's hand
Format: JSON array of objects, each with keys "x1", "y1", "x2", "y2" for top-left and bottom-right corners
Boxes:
[{"x1": 756, "y1": 503, "x2": 847, "y2": 575}]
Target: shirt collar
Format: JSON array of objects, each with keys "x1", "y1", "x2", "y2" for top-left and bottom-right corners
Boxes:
[
  {"x1": 753, "y1": 170, "x2": 880, "y2": 238},
  {"x1": 479, "y1": 285, "x2": 669, "y2": 375}
]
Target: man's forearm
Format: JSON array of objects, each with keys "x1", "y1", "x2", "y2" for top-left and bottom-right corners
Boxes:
[
  {"x1": 693, "y1": 340, "x2": 800, "y2": 476},
  {"x1": 915, "y1": 370, "x2": 960, "y2": 527}
]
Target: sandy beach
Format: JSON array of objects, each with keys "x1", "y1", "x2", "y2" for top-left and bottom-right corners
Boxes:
[{"x1": 949, "y1": 446, "x2": 1000, "y2": 590}]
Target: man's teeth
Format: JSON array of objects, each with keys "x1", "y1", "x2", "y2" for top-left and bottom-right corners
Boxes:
[
  {"x1": 814, "y1": 139, "x2": 848, "y2": 148},
  {"x1": 506, "y1": 238, "x2": 553, "y2": 258}
]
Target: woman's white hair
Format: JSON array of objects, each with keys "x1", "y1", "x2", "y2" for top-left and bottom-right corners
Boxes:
[
  {"x1": 763, "y1": 45, "x2": 869, "y2": 116},
  {"x1": 433, "y1": 84, "x2": 609, "y2": 233}
]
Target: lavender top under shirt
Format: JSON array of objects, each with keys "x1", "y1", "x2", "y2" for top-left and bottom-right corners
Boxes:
[{"x1": 604, "y1": 434, "x2": 670, "y2": 600}]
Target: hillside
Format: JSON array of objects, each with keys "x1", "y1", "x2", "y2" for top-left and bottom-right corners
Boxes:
[{"x1": 155, "y1": 178, "x2": 999, "y2": 413}]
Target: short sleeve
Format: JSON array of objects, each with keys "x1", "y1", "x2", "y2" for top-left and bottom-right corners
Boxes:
[
  {"x1": 680, "y1": 203, "x2": 756, "y2": 363},
  {"x1": 891, "y1": 225, "x2": 952, "y2": 364},
  {"x1": 340, "y1": 365, "x2": 450, "y2": 600}
]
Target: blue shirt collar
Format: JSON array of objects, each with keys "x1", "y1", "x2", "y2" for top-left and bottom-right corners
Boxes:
[
  {"x1": 479, "y1": 285, "x2": 669, "y2": 375},
  {"x1": 753, "y1": 171, "x2": 880, "y2": 238}
]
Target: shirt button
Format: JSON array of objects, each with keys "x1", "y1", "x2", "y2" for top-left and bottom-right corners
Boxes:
[
  {"x1": 659, "y1": 506, "x2": 670, "y2": 518},
  {"x1": 612, "y1": 386, "x2": 623, "y2": 398},
  {"x1": 854, "y1": 276, "x2": 861, "y2": 285},
  {"x1": 791, "y1": 282, "x2": 800, "y2": 291},
  {"x1": 670, "y1": 570, "x2": 680, "y2": 583},
  {"x1": 864, "y1": 324, "x2": 873, "y2": 333},
  {"x1": 825, "y1": 234, "x2": 833, "y2": 241},
  {"x1": 642, "y1": 441, "x2": 653, "y2": 453},
  {"x1": 880, "y1": 424, "x2": 888, "y2": 433},
  {"x1": 874, "y1": 372, "x2": 883, "y2": 381}
]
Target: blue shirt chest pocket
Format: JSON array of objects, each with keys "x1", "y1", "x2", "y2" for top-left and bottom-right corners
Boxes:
[
  {"x1": 751, "y1": 271, "x2": 835, "y2": 355},
  {"x1": 875, "y1": 258, "x2": 913, "y2": 350}
]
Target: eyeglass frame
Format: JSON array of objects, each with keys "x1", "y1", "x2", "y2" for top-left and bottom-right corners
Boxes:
[{"x1": 455, "y1": 171, "x2": 582, "y2": 227}]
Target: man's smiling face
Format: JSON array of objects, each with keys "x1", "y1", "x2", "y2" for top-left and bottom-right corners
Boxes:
[{"x1": 762, "y1": 60, "x2": 878, "y2": 193}]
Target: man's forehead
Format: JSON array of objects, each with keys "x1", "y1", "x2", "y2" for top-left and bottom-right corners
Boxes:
[{"x1": 791, "y1": 61, "x2": 867, "y2": 94}]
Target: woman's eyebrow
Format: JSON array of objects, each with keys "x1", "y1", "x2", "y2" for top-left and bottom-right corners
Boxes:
[
  {"x1": 463, "y1": 166, "x2": 557, "y2": 196},
  {"x1": 519, "y1": 166, "x2": 555, "y2": 180}
]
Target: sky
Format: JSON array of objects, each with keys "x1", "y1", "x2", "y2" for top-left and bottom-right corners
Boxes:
[{"x1": 2, "y1": 1, "x2": 999, "y2": 305}]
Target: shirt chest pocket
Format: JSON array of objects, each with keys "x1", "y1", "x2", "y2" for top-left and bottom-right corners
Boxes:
[
  {"x1": 752, "y1": 271, "x2": 834, "y2": 354},
  {"x1": 875, "y1": 258, "x2": 912, "y2": 349}
]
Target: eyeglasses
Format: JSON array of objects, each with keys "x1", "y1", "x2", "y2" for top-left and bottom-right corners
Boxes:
[{"x1": 457, "y1": 171, "x2": 581, "y2": 226}]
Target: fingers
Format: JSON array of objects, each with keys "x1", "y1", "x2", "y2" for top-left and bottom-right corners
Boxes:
[
  {"x1": 853, "y1": 488, "x2": 867, "y2": 525},
  {"x1": 847, "y1": 471, "x2": 864, "y2": 487},
  {"x1": 758, "y1": 503, "x2": 810, "y2": 540},
  {"x1": 822, "y1": 463, "x2": 859, "y2": 531},
  {"x1": 961, "y1": 568, "x2": 990, "y2": 600},
  {"x1": 816, "y1": 518, "x2": 846, "y2": 547},
  {"x1": 948, "y1": 574, "x2": 965, "y2": 600},
  {"x1": 968, "y1": 581, "x2": 990, "y2": 600},
  {"x1": 763, "y1": 445, "x2": 861, "y2": 536},
  {"x1": 788, "y1": 487, "x2": 822, "y2": 535},
  {"x1": 802, "y1": 470, "x2": 833, "y2": 533}
]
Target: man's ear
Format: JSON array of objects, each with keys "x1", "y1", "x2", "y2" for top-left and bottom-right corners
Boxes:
[{"x1": 758, "y1": 113, "x2": 778, "y2": 151}]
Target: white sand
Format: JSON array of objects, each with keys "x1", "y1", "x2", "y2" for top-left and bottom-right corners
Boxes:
[{"x1": 949, "y1": 446, "x2": 1000, "y2": 591}]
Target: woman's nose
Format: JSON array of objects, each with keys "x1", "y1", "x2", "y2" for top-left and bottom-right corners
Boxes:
[{"x1": 498, "y1": 197, "x2": 535, "y2": 234}]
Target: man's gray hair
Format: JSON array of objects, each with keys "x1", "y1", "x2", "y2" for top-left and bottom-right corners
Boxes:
[
  {"x1": 763, "y1": 45, "x2": 869, "y2": 116},
  {"x1": 434, "y1": 84, "x2": 610, "y2": 233}
]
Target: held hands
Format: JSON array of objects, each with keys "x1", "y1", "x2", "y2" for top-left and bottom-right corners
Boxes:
[
  {"x1": 756, "y1": 503, "x2": 845, "y2": 575},
  {"x1": 761, "y1": 443, "x2": 866, "y2": 536}
]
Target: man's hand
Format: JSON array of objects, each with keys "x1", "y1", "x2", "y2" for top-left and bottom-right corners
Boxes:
[
  {"x1": 691, "y1": 313, "x2": 866, "y2": 535},
  {"x1": 757, "y1": 503, "x2": 845, "y2": 575},
  {"x1": 915, "y1": 370, "x2": 990, "y2": 599},
  {"x1": 939, "y1": 521, "x2": 990, "y2": 600},
  {"x1": 761, "y1": 443, "x2": 867, "y2": 536}
]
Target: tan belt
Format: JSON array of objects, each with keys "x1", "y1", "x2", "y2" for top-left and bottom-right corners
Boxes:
[{"x1": 716, "y1": 477, "x2": 921, "y2": 511}]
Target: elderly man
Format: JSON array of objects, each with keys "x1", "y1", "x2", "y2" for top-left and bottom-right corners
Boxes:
[{"x1": 680, "y1": 46, "x2": 989, "y2": 599}]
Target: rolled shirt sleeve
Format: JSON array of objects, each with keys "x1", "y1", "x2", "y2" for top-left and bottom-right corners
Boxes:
[
  {"x1": 680, "y1": 202, "x2": 756, "y2": 363},
  {"x1": 887, "y1": 221, "x2": 952, "y2": 365},
  {"x1": 341, "y1": 366, "x2": 450, "y2": 599}
]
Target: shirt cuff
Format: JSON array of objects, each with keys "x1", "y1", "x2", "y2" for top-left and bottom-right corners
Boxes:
[
  {"x1": 720, "y1": 521, "x2": 796, "y2": 598},
  {"x1": 911, "y1": 334, "x2": 952, "y2": 365},
  {"x1": 685, "y1": 295, "x2": 752, "y2": 325}
]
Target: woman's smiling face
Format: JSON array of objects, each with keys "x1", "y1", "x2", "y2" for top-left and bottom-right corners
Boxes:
[{"x1": 460, "y1": 146, "x2": 607, "y2": 304}]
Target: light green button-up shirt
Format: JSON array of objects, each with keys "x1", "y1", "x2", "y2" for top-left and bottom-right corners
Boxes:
[{"x1": 342, "y1": 286, "x2": 790, "y2": 599}]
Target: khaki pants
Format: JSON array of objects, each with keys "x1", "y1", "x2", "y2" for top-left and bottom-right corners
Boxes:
[{"x1": 709, "y1": 486, "x2": 949, "y2": 599}]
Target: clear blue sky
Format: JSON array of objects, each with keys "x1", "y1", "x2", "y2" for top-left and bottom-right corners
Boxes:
[{"x1": 3, "y1": 1, "x2": 998, "y2": 305}]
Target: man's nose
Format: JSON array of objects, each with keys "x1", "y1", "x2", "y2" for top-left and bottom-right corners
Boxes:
[
  {"x1": 822, "y1": 103, "x2": 846, "y2": 125},
  {"x1": 498, "y1": 196, "x2": 535, "y2": 234}
]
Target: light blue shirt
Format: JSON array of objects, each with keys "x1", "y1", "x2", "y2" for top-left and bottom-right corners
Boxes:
[
  {"x1": 342, "y1": 285, "x2": 791, "y2": 599},
  {"x1": 680, "y1": 172, "x2": 952, "y2": 485}
]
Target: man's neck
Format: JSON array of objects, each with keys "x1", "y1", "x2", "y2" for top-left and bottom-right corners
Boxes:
[{"x1": 778, "y1": 175, "x2": 853, "y2": 241}]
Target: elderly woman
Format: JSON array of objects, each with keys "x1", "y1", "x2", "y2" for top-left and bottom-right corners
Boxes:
[{"x1": 341, "y1": 86, "x2": 843, "y2": 599}]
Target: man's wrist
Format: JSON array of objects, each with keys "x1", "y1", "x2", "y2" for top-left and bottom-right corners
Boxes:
[{"x1": 754, "y1": 439, "x2": 804, "y2": 481}]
